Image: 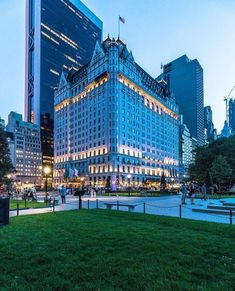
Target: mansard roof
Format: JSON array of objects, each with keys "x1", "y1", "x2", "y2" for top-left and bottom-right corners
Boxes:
[
  {"x1": 66, "y1": 62, "x2": 90, "y2": 84},
  {"x1": 62, "y1": 36, "x2": 170, "y2": 98}
]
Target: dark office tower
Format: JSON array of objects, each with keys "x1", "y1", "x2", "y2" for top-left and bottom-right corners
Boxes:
[
  {"x1": 204, "y1": 106, "x2": 217, "y2": 141},
  {"x1": 162, "y1": 55, "x2": 204, "y2": 146},
  {"x1": 228, "y1": 99, "x2": 235, "y2": 134},
  {"x1": 25, "y1": 0, "x2": 102, "y2": 166}
]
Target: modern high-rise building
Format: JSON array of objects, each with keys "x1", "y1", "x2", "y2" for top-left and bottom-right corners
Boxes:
[
  {"x1": 204, "y1": 106, "x2": 217, "y2": 141},
  {"x1": 228, "y1": 99, "x2": 235, "y2": 134},
  {"x1": 25, "y1": 0, "x2": 102, "y2": 166},
  {"x1": 53, "y1": 38, "x2": 180, "y2": 189},
  {"x1": 221, "y1": 120, "x2": 232, "y2": 138},
  {"x1": 179, "y1": 116, "x2": 193, "y2": 179},
  {"x1": 6, "y1": 112, "x2": 42, "y2": 186},
  {"x1": 161, "y1": 55, "x2": 204, "y2": 146}
]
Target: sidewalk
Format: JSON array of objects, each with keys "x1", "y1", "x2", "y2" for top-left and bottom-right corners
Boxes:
[{"x1": 9, "y1": 195, "x2": 235, "y2": 225}]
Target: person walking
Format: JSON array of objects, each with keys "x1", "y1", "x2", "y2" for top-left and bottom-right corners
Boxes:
[
  {"x1": 60, "y1": 185, "x2": 67, "y2": 204},
  {"x1": 189, "y1": 182, "x2": 195, "y2": 205},
  {"x1": 74, "y1": 188, "x2": 82, "y2": 209},
  {"x1": 201, "y1": 183, "x2": 207, "y2": 201},
  {"x1": 181, "y1": 182, "x2": 188, "y2": 205}
]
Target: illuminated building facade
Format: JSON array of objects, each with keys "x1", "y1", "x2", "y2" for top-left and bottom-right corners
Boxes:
[
  {"x1": 6, "y1": 112, "x2": 42, "y2": 185},
  {"x1": 25, "y1": 0, "x2": 102, "y2": 166},
  {"x1": 179, "y1": 117, "x2": 193, "y2": 179},
  {"x1": 54, "y1": 38, "x2": 180, "y2": 188}
]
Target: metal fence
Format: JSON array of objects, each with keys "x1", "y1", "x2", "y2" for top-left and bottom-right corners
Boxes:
[
  {"x1": 9, "y1": 197, "x2": 234, "y2": 225},
  {"x1": 81, "y1": 199, "x2": 234, "y2": 225}
]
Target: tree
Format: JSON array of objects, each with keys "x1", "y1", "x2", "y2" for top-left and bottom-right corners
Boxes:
[
  {"x1": 220, "y1": 135, "x2": 235, "y2": 183},
  {"x1": 160, "y1": 173, "x2": 166, "y2": 190},
  {"x1": 189, "y1": 136, "x2": 235, "y2": 185},
  {"x1": 189, "y1": 146, "x2": 214, "y2": 183},
  {"x1": 205, "y1": 170, "x2": 213, "y2": 188},
  {"x1": 0, "y1": 126, "x2": 13, "y2": 182},
  {"x1": 210, "y1": 155, "x2": 232, "y2": 190}
]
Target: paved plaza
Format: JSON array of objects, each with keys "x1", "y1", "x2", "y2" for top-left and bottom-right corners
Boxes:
[{"x1": 9, "y1": 194, "x2": 235, "y2": 225}]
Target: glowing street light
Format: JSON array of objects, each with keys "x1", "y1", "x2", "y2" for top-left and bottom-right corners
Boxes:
[{"x1": 43, "y1": 166, "x2": 51, "y2": 203}]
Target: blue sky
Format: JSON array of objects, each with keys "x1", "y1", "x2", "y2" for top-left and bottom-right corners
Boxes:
[{"x1": 1, "y1": 0, "x2": 235, "y2": 131}]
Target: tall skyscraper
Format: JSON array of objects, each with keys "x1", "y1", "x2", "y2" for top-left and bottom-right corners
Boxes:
[
  {"x1": 204, "y1": 106, "x2": 217, "y2": 141},
  {"x1": 161, "y1": 55, "x2": 204, "y2": 146},
  {"x1": 54, "y1": 38, "x2": 179, "y2": 188},
  {"x1": 228, "y1": 99, "x2": 235, "y2": 134},
  {"x1": 25, "y1": 0, "x2": 102, "y2": 166}
]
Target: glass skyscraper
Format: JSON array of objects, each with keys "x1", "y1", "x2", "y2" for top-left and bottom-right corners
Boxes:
[
  {"x1": 228, "y1": 99, "x2": 235, "y2": 134},
  {"x1": 25, "y1": 0, "x2": 102, "y2": 166},
  {"x1": 161, "y1": 55, "x2": 204, "y2": 146},
  {"x1": 204, "y1": 106, "x2": 217, "y2": 141}
]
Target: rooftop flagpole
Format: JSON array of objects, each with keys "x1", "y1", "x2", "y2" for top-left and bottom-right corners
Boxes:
[
  {"x1": 118, "y1": 16, "x2": 120, "y2": 37},
  {"x1": 118, "y1": 15, "x2": 125, "y2": 38}
]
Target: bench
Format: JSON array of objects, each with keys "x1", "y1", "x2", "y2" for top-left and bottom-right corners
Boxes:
[{"x1": 104, "y1": 202, "x2": 137, "y2": 212}]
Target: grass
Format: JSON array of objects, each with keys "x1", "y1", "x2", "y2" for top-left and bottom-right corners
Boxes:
[
  {"x1": 9, "y1": 199, "x2": 47, "y2": 210},
  {"x1": 0, "y1": 210, "x2": 235, "y2": 290}
]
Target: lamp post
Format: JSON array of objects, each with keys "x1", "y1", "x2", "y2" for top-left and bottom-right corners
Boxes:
[
  {"x1": 80, "y1": 177, "x2": 85, "y2": 190},
  {"x1": 43, "y1": 166, "x2": 51, "y2": 203},
  {"x1": 6, "y1": 174, "x2": 11, "y2": 195},
  {"x1": 127, "y1": 174, "x2": 131, "y2": 197}
]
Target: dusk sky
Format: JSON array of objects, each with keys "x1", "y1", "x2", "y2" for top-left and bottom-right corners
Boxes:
[{"x1": 1, "y1": 0, "x2": 235, "y2": 131}]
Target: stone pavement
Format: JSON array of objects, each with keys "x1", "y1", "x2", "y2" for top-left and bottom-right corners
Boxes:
[{"x1": 10, "y1": 194, "x2": 234, "y2": 225}]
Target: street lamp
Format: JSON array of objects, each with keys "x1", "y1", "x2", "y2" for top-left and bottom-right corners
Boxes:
[
  {"x1": 43, "y1": 166, "x2": 51, "y2": 203},
  {"x1": 80, "y1": 177, "x2": 84, "y2": 189},
  {"x1": 127, "y1": 174, "x2": 131, "y2": 197},
  {"x1": 6, "y1": 174, "x2": 12, "y2": 195}
]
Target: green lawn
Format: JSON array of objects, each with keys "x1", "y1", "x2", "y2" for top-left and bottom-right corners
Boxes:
[
  {"x1": 0, "y1": 210, "x2": 235, "y2": 290},
  {"x1": 10, "y1": 199, "x2": 47, "y2": 210}
]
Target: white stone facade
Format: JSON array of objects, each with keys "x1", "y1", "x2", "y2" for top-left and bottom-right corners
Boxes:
[{"x1": 54, "y1": 38, "x2": 180, "y2": 189}]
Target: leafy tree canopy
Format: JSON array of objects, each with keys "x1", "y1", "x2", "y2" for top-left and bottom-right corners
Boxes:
[
  {"x1": 189, "y1": 135, "x2": 235, "y2": 186},
  {"x1": 210, "y1": 155, "x2": 232, "y2": 185},
  {"x1": 0, "y1": 126, "x2": 13, "y2": 182},
  {"x1": 160, "y1": 173, "x2": 166, "y2": 189}
]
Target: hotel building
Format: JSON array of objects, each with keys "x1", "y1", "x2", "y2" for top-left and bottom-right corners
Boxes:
[{"x1": 54, "y1": 38, "x2": 180, "y2": 188}]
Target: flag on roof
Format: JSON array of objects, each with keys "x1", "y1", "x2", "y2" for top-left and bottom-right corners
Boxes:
[{"x1": 119, "y1": 16, "x2": 125, "y2": 24}]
